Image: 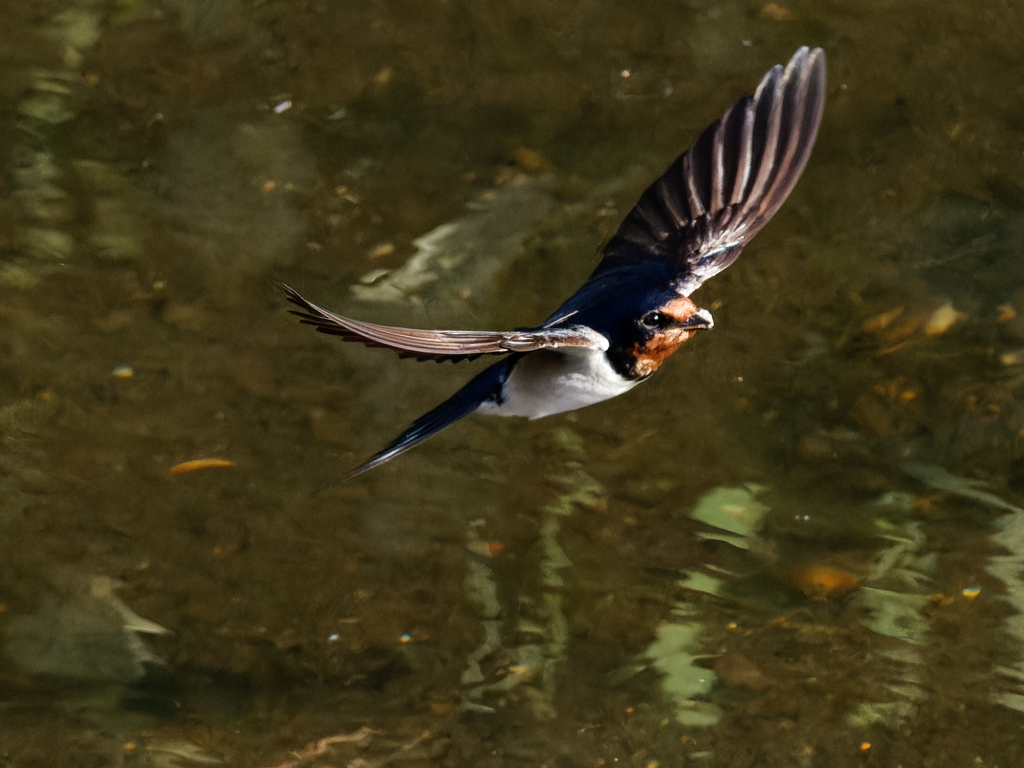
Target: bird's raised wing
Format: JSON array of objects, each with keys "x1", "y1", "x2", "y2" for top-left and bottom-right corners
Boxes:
[
  {"x1": 278, "y1": 283, "x2": 607, "y2": 362},
  {"x1": 598, "y1": 46, "x2": 826, "y2": 296}
]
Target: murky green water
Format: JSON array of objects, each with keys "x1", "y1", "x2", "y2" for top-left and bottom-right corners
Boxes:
[{"x1": 3, "y1": 0, "x2": 1024, "y2": 765}]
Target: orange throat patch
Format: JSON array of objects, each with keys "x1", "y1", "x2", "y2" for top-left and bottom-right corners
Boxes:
[{"x1": 631, "y1": 296, "x2": 703, "y2": 378}]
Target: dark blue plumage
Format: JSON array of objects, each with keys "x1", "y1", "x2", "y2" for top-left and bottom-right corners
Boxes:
[{"x1": 346, "y1": 356, "x2": 518, "y2": 478}]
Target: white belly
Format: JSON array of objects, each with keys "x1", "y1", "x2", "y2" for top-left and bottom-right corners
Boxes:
[{"x1": 478, "y1": 349, "x2": 638, "y2": 419}]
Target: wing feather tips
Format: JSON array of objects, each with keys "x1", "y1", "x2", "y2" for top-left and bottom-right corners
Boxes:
[
  {"x1": 276, "y1": 281, "x2": 506, "y2": 362},
  {"x1": 602, "y1": 47, "x2": 825, "y2": 277},
  {"x1": 740, "y1": 46, "x2": 825, "y2": 234}
]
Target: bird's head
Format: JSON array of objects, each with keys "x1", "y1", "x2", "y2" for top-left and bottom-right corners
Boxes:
[{"x1": 619, "y1": 295, "x2": 713, "y2": 379}]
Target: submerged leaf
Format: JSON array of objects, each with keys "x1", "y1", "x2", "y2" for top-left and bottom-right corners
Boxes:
[
  {"x1": 854, "y1": 587, "x2": 930, "y2": 644},
  {"x1": 687, "y1": 484, "x2": 769, "y2": 541},
  {"x1": 902, "y1": 463, "x2": 1024, "y2": 515}
]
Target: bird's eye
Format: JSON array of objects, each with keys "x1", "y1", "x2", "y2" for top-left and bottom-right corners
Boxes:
[{"x1": 640, "y1": 311, "x2": 667, "y2": 329}]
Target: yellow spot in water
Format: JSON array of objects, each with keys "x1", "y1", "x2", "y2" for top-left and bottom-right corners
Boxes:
[
  {"x1": 372, "y1": 67, "x2": 394, "y2": 86},
  {"x1": 923, "y1": 302, "x2": 961, "y2": 337},
  {"x1": 513, "y1": 147, "x2": 550, "y2": 172},
  {"x1": 466, "y1": 540, "x2": 505, "y2": 558},
  {"x1": 962, "y1": 586, "x2": 981, "y2": 599},
  {"x1": 168, "y1": 459, "x2": 235, "y2": 475},
  {"x1": 759, "y1": 2, "x2": 797, "y2": 21},
  {"x1": 860, "y1": 742, "x2": 871, "y2": 752},
  {"x1": 367, "y1": 242, "x2": 395, "y2": 259},
  {"x1": 862, "y1": 306, "x2": 904, "y2": 334},
  {"x1": 783, "y1": 565, "x2": 860, "y2": 597}
]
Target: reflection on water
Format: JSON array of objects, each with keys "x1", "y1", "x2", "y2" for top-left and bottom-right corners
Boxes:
[{"x1": 3, "y1": 0, "x2": 1024, "y2": 765}]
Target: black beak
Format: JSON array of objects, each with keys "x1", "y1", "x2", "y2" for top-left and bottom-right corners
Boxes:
[{"x1": 681, "y1": 309, "x2": 714, "y2": 330}]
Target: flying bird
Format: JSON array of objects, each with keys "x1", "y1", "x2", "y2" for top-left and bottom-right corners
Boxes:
[{"x1": 279, "y1": 47, "x2": 826, "y2": 478}]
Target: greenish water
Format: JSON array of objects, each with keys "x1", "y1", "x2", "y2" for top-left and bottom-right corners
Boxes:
[{"x1": 3, "y1": 1, "x2": 1024, "y2": 765}]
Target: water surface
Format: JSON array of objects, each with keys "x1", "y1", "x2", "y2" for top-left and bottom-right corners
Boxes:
[{"x1": 3, "y1": 1, "x2": 1024, "y2": 766}]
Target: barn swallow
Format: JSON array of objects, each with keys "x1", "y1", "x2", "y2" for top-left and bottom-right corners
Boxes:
[{"x1": 279, "y1": 47, "x2": 826, "y2": 479}]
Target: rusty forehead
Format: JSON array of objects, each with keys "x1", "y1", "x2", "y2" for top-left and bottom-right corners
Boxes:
[{"x1": 661, "y1": 295, "x2": 700, "y2": 320}]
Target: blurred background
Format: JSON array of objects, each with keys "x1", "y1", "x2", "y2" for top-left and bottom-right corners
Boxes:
[{"x1": 2, "y1": 0, "x2": 1024, "y2": 765}]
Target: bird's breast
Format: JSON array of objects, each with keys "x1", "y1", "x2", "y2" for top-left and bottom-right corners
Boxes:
[{"x1": 478, "y1": 348, "x2": 636, "y2": 420}]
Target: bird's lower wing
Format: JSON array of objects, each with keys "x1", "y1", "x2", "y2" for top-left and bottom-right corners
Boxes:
[
  {"x1": 278, "y1": 283, "x2": 607, "y2": 362},
  {"x1": 599, "y1": 46, "x2": 826, "y2": 296}
]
